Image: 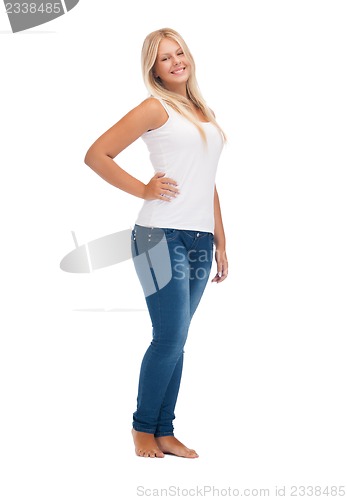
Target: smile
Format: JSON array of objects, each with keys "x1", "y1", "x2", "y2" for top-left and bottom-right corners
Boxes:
[{"x1": 171, "y1": 67, "x2": 185, "y2": 75}]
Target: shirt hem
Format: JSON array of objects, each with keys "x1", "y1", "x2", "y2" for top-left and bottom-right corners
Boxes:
[{"x1": 134, "y1": 219, "x2": 214, "y2": 234}]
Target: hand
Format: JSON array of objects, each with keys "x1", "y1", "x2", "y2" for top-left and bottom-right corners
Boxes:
[
  {"x1": 211, "y1": 247, "x2": 228, "y2": 284},
  {"x1": 144, "y1": 172, "x2": 179, "y2": 202}
]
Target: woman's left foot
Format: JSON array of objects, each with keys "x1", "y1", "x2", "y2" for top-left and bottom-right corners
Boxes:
[{"x1": 155, "y1": 436, "x2": 199, "y2": 458}]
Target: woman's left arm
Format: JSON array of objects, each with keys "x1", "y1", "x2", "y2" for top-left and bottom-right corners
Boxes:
[{"x1": 211, "y1": 185, "x2": 228, "y2": 283}]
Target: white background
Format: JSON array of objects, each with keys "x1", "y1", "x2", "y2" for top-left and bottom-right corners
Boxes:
[{"x1": 1, "y1": 0, "x2": 346, "y2": 498}]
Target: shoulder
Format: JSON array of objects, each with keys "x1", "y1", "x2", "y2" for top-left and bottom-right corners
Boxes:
[
  {"x1": 140, "y1": 96, "x2": 165, "y2": 111},
  {"x1": 128, "y1": 97, "x2": 168, "y2": 131},
  {"x1": 135, "y1": 97, "x2": 169, "y2": 128}
]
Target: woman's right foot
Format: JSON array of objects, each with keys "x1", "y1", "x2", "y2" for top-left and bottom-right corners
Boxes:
[{"x1": 131, "y1": 429, "x2": 165, "y2": 458}]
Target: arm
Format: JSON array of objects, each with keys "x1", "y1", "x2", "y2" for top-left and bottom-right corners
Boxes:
[
  {"x1": 84, "y1": 97, "x2": 179, "y2": 201},
  {"x1": 211, "y1": 185, "x2": 228, "y2": 283}
]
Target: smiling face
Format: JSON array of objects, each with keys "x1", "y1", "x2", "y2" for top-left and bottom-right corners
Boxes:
[{"x1": 153, "y1": 37, "x2": 190, "y2": 95}]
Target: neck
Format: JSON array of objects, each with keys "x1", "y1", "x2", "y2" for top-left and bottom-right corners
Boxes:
[{"x1": 165, "y1": 82, "x2": 188, "y2": 98}]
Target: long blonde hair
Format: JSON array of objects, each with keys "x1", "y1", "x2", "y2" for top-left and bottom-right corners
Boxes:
[{"x1": 141, "y1": 28, "x2": 227, "y2": 142}]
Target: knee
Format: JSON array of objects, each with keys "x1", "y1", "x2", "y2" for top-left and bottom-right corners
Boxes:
[{"x1": 151, "y1": 333, "x2": 187, "y2": 355}]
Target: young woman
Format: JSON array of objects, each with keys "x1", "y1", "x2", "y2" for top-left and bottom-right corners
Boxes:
[{"x1": 84, "y1": 28, "x2": 228, "y2": 459}]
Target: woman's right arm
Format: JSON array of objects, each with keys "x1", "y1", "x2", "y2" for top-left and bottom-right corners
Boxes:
[{"x1": 84, "y1": 98, "x2": 179, "y2": 202}]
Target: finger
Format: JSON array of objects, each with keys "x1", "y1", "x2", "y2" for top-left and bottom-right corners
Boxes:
[
  {"x1": 211, "y1": 275, "x2": 221, "y2": 282},
  {"x1": 154, "y1": 171, "x2": 166, "y2": 178},
  {"x1": 211, "y1": 270, "x2": 222, "y2": 282},
  {"x1": 162, "y1": 186, "x2": 180, "y2": 195},
  {"x1": 158, "y1": 193, "x2": 172, "y2": 202},
  {"x1": 211, "y1": 267, "x2": 228, "y2": 283},
  {"x1": 160, "y1": 177, "x2": 178, "y2": 186},
  {"x1": 219, "y1": 267, "x2": 228, "y2": 282},
  {"x1": 160, "y1": 187, "x2": 178, "y2": 197}
]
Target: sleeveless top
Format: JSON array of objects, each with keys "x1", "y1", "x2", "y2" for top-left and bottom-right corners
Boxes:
[{"x1": 135, "y1": 97, "x2": 224, "y2": 233}]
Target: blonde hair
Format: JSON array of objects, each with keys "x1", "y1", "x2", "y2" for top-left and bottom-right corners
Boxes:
[{"x1": 141, "y1": 28, "x2": 227, "y2": 142}]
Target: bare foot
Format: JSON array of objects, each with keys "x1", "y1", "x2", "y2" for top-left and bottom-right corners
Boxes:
[
  {"x1": 155, "y1": 435, "x2": 199, "y2": 458},
  {"x1": 131, "y1": 429, "x2": 165, "y2": 458}
]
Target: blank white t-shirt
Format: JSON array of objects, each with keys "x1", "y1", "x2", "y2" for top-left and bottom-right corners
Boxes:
[{"x1": 135, "y1": 97, "x2": 224, "y2": 233}]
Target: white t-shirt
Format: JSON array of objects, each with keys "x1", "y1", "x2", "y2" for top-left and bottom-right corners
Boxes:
[{"x1": 135, "y1": 97, "x2": 224, "y2": 233}]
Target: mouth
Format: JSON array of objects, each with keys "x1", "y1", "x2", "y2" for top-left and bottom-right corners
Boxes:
[{"x1": 171, "y1": 66, "x2": 186, "y2": 75}]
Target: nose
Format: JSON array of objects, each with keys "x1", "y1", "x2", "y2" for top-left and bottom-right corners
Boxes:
[{"x1": 173, "y1": 56, "x2": 181, "y2": 65}]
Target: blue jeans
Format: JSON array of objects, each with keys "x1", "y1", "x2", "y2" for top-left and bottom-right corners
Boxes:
[{"x1": 130, "y1": 224, "x2": 214, "y2": 437}]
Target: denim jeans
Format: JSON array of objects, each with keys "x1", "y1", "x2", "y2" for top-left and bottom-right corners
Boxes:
[{"x1": 130, "y1": 224, "x2": 214, "y2": 437}]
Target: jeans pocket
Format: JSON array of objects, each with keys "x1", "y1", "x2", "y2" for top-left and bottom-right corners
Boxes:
[{"x1": 162, "y1": 228, "x2": 178, "y2": 241}]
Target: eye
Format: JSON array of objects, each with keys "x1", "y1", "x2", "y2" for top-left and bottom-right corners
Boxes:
[{"x1": 178, "y1": 51, "x2": 184, "y2": 55}]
